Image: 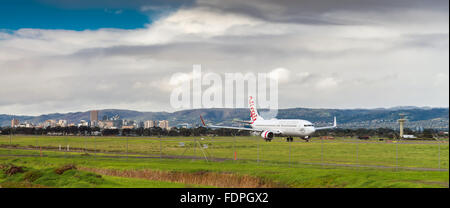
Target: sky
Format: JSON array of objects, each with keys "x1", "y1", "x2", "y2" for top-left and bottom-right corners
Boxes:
[{"x1": 0, "y1": 0, "x2": 448, "y2": 116}]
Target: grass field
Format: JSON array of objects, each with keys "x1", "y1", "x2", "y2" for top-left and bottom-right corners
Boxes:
[{"x1": 0, "y1": 135, "x2": 448, "y2": 188}]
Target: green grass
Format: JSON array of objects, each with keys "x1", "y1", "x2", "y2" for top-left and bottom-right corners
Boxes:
[
  {"x1": 0, "y1": 161, "x2": 207, "y2": 188},
  {"x1": 0, "y1": 148, "x2": 448, "y2": 188},
  {"x1": 1, "y1": 135, "x2": 448, "y2": 169}
]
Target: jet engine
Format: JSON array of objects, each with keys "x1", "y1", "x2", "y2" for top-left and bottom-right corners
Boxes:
[{"x1": 261, "y1": 131, "x2": 274, "y2": 140}]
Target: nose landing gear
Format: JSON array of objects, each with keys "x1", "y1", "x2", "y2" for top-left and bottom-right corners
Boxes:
[{"x1": 286, "y1": 137, "x2": 293, "y2": 142}]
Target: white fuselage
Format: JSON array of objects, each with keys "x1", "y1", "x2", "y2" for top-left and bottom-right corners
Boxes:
[{"x1": 251, "y1": 119, "x2": 316, "y2": 137}]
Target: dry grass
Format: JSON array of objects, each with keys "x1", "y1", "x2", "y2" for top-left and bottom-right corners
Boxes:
[
  {"x1": 54, "y1": 164, "x2": 76, "y2": 175},
  {"x1": 78, "y1": 167, "x2": 283, "y2": 188},
  {"x1": 5, "y1": 165, "x2": 25, "y2": 176}
]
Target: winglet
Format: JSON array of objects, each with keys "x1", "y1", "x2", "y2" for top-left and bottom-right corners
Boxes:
[
  {"x1": 200, "y1": 115, "x2": 206, "y2": 127},
  {"x1": 313, "y1": 116, "x2": 337, "y2": 131}
]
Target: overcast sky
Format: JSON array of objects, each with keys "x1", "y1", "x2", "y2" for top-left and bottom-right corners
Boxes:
[{"x1": 1, "y1": 0, "x2": 448, "y2": 116}]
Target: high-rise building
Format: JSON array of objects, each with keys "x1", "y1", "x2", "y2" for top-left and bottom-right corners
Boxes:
[
  {"x1": 58, "y1": 120, "x2": 68, "y2": 127},
  {"x1": 44, "y1": 120, "x2": 57, "y2": 128},
  {"x1": 91, "y1": 120, "x2": 98, "y2": 127},
  {"x1": 11, "y1": 119, "x2": 19, "y2": 127},
  {"x1": 144, "y1": 120, "x2": 155, "y2": 128},
  {"x1": 90, "y1": 110, "x2": 99, "y2": 122},
  {"x1": 159, "y1": 120, "x2": 170, "y2": 130}
]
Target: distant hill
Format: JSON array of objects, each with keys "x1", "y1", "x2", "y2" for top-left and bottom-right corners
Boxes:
[{"x1": 0, "y1": 107, "x2": 448, "y2": 130}]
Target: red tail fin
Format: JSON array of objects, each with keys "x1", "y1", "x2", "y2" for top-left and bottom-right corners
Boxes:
[
  {"x1": 200, "y1": 115, "x2": 206, "y2": 126},
  {"x1": 249, "y1": 96, "x2": 261, "y2": 122}
]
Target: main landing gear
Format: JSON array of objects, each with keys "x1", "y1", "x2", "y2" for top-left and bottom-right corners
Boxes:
[
  {"x1": 286, "y1": 137, "x2": 294, "y2": 142},
  {"x1": 300, "y1": 136, "x2": 311, "y2": 142}
]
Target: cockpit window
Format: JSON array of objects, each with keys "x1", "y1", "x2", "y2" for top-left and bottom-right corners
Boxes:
[{"x1": 304, "y1": 124, "x2": 314, "y2": 127}]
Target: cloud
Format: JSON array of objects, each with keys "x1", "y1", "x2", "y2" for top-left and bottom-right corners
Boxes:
[
  {"x1": 169, "y1": 73, "x2": 191, "y2": 86},
  {"x1": 268, "y1": 68, "x2": 291, "y2": 83},
  {"x1": 296, "y1": 72, "x2": 311, "y2": 80},
  {"x1": 0, "y1": 0, "x2": 448, "y2": 115},
  {"x1": 195, "y1": 0, "x2": 448, "y2": 24},
  {"x1": 435, "y1": 73, "x2": 449, "y2": 87},
  {"x1": 315, "y1": 77, "x2": 341, "y2": 90}
]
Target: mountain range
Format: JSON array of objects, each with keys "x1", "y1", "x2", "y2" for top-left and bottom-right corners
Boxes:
[{"x1": 1, "y1": 107, "x2": 448, "y2": 130}]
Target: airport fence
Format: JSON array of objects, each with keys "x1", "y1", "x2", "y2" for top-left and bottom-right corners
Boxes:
[{"x1": 0, "y1": 135, "x2": 448, "y2": 171}]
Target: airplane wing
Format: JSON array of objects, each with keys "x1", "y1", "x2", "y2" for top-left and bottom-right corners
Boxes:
[
  {"x1": 208, "y1": 125, "x2": 261, "y2": 132},
  {"x1": 208, "y1": 125, "x2": 283, "y2": 135},
  {"x1": 200, "y1": 115, "x2": 267, "y2": 132},
  {"x1": 232, "y1": 120, "x2": 253, "y2": 124},
  {"x1": 315, "y1": 117, "x2": 337, "y2": 130}
]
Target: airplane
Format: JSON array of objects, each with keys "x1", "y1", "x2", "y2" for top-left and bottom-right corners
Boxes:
[{"x1": 200, "y1": 96, "x2": 337, "y2": 142}]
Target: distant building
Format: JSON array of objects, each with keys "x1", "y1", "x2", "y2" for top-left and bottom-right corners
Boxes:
[
  {"x1": 177, "y1": 123, "x2": 190, "y2": 128},
  {"x1": 44, "y1": 120, "x2": 57, "y2": 128},
  {"x1": 90, "y1": 110, "x2": 99, "y2": 122},
  {"x1": 111, "y1": 115, "x2": 120, "y2": 121},
  {"x1": 98, "y1": 120, "x2": 114, "y2": 129},
  {"x1": 402, "y1": 135, "x2": 417, "y2": 139},
  {"x1": 122, "y1": 125, "x2": 134, "y2": 129},
  {"x1": 144, "y1": 120, "x2": 155, "y2": 128},
  {"x1": 91, "y1": 120, "x2": 99, "y2": 128},
  {"x1": 159, "y1": 120, "x2": 170, "y2": 130},
  {"x1": 58, "y1": 120, "x2": 68, "y2": 127},
  {"x1": 11, "y1": 119, "x2": 19, "y2": 127},
  {"x1": 78, "y1": 120, "x2": 89, "y2": 127},
  {"x1": 25, "y1": 122, "x2": 34, "y2": 128}
]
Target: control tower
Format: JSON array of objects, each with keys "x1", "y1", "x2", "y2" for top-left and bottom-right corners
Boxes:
[{"x1": 398, "y1": 113, "x2": 407, "y2": 139}]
